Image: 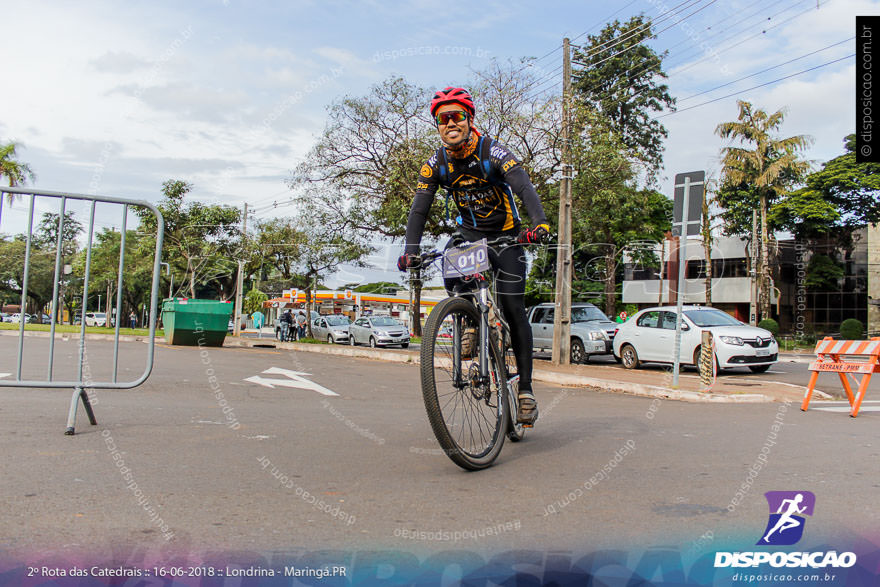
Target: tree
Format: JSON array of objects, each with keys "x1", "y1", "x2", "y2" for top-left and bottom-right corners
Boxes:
[
  {"x1": 469, "y1": 59, "x2": 564, "y2": 197},
  {"x1": 0, "y1": 141, "x2": 36, "y2": 207},
  {"x1": 35, "y1": 212, "x2": 83, "y2": 322},
  {"x1": 251, "y1": 217, "x2": 307, "y2": 287},
  {"x1": 529, "y1": 107, "x2": 672, "y2": 315},
  {"x1": 291, "y1": 76, "x2": 441, "y2": 239},
  {"x1": 572, "y1": 15, "x2": 675, "y2": 176},
  {"x1": 136, "y1": 180, "x2": 241, "y2": 299},
  {"x1": 293, "y1": 200, "x2": 372, "y2": 338},
  {"x1": 0, "y1": 235, "x2": 55, "y2": 315},
  {"x1": 716, "y1": 100, "x2": 811, "y2": 321},
  {"x1": 771, "y1": 134, "x2": 880, "y2": 240},
  {"x1": 244, "y1": 288, "x2": 268, "y2": 315},
  {"x1": 700, "y1": 176, "x2": 721, "y2": 307},
  {"x1": 804, "y1": 254, "x2": 845, "y2": 291}
]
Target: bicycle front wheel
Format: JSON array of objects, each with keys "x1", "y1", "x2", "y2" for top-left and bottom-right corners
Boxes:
[{"x1": 421, "y1": 296, "x2": 509, "y2": 470}]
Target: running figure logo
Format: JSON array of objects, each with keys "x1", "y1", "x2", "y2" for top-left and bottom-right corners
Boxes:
[{"x1": 758, "y1": 491, "x2": 816, "y2": 546}]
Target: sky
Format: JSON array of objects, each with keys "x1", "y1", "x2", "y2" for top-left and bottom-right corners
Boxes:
[{"x1": 0, "y1": 0, "x2": 875, "y2": 288}]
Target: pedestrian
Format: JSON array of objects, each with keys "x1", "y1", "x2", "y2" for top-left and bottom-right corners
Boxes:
[
  {"x1": 129, "y1": 311, "x2": 137, "y2": 329},
  {"x1": 251, "y1": 310, "x2": 265, "y2": 338},
  {"x1": 296, "y1": 310, "x2": 307, "y2": 340},
  {"x1": 281, "y1": 309, "x2": 294, "y2": 341}
]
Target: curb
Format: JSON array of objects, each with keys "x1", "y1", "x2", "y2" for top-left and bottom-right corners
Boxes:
[
  {"x1": 224, "y1": 337, "x2": 778, "y2": 403},
  {"x1": 0, "y1": 330, "x2": 150, "y2": 343},
  {"x1": 0, "y1": 330, "x2": 795, "y2": 404}
]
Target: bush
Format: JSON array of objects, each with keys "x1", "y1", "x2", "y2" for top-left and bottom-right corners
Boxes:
[
  {"x1": 757, "y1": 318, "x2": 779, "y2": 336},
  {"x1": 840, "y1": 318, "x2": 865, "y2": 340}
]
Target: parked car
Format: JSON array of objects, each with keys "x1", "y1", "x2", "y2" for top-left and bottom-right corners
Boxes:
[
  {"x1": 527, "y1": 302, "x2": 614, "y2": 363},
  {"x1": 349, "y1": 315, "x2": 409, "y2": 348},
  {"x1": 312, "y1": 314, "x2": 351, "y2": 344},
  {"x1": 8, "y1": 313, "x2": 32, "y2": 324},
  {"x1": 612, "y1": 305, "x2": 778, "y2": 373},
  {"x1": 85, "y1": 312, "x2": 108, "y2": 327}
]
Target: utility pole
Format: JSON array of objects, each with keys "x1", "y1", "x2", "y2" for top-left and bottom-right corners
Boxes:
[
  {"x1": 750, "y1": 208, "x2": 758, "y2": 326},
  {"x1": 552, "y1": 37, "x2": 573, "y2": 366},
  {"x1": 233, "y1": 203, "x2": 248, "y2": 336}
]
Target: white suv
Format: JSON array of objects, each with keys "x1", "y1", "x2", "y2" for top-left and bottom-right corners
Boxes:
[{"x1": 85, "y1": 312, "x2": 108, "y2": 327}]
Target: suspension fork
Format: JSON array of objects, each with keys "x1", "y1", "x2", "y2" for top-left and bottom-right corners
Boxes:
[
  {"x1": 452, "y1": 311, "x2": 463, "y2": 386},
  {"x1": 477, "y1": 281, "x2": 491, "y2": 385}
]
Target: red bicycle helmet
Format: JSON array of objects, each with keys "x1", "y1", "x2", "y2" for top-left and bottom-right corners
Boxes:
[{"x1": 430, "y1": 87, "x2": 475, "y2": 117}]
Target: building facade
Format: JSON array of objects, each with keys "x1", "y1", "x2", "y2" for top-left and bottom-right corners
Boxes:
[{"x1": 622, "y1": 230, "x2": 869, "y2": 336}]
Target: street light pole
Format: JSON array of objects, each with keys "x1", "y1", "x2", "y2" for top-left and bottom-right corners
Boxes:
[{"x1": 233, "y1": 203, "x2": 248, "y2": 336}]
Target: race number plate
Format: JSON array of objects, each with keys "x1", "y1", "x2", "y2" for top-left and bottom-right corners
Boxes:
[{"x1": 443, "y1": 239, "x2": 491, "y2": 278}]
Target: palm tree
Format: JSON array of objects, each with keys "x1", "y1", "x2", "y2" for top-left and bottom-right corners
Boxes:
[
  {"x1": 0, "y1": 141, "x2": 36, "y2": 208},
  {"x1": 716, "y1": 101, "x2": 811, "y2": 321}
]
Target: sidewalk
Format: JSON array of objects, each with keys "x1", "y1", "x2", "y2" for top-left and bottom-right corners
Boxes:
[{"x1": 225, "y1": 336, "x2": 827, "y2": 405}]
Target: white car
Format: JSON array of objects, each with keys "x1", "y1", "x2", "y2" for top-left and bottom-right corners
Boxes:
[
  {"x1": 312, "y1": 314, "x2": 351, "y2": 344},
  {"x1": 8, "y1": 313, "x2": 32, "y2": 324},
  {"x1": 85, "y1": 312, "x2": 108, "y2": 327},
  {"x1": 612, "y1": 306, "x2": 778, "y2": 373},
  {"x1": 349, "y1": 316, "x2": 409, "y2": 348}
]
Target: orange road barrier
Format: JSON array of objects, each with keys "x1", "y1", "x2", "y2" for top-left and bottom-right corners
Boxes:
[{"x1": 801, "y1": 336, "x2": 880, "y2": 417}]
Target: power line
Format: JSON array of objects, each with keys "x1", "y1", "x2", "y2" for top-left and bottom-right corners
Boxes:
[
  {"x1": 578, "y1": 0, "x2": 787, "y2": 100},
  {"x1": 573, "y1": 0, "x2": 705, "y2": 65},
  {"x1": 658, "y1": 53, "x2": 854, "y2": 117},
  {"x1": 526, "y1": 0, "x2": 725, "y2": 102},
  {"x1": 570, "y1": 0, "x2": 642, "y2": 44},
  {"x1": 586, "y1": 0, "x2": 824, "y2": 109},
  {"x1": 575, "y1": 0, "x2": 721, "y2": 72},
  {"x1": 677, "y1": 37, "x2": 853, "y2": 102},
  {"x1": 670, "y1": 0, "x2": 825, "y2": 78}
]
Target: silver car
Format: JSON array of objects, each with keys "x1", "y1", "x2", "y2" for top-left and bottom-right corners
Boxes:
[
  {"x1": 349, "y1": 316, "x2": 409, "y2": 348},
  {"x1": 312, "y1": 314, "x2": 351, "y2": 344}
]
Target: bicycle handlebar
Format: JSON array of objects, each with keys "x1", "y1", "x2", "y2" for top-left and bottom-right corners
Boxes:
[{"x1": 414, "y1": 234, "x2": 550, "y2": 267}]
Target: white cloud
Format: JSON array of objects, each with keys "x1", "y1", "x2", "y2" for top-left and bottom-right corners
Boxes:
[{"x1": 90, "y1": 51, "x2": 151, "y2": 73}]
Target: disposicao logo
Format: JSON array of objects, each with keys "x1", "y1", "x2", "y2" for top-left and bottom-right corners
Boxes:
[
  {"x1": 758, "y1": 490, "x2": 815, "y2": 546},
  {"x1": 714, "y1": 491, "x2": 857, "y2": 569}
]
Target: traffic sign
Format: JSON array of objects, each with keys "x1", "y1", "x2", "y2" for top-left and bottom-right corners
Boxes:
[{"x1": 672, "y1": 171, "x2": 705, "y2": 237}]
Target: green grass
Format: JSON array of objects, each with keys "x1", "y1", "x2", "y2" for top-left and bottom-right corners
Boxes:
[{"x1": 0, "y1": 323, "x2": 162, "y2": 337}]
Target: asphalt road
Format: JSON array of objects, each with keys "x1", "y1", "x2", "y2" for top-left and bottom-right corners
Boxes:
[{"x1": 2, "y1": 335, "x2": 879, "y2": 574}]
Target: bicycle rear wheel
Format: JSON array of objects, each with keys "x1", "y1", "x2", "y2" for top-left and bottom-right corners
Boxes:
[{"x1": 421, "y1": 296, "x2": 509, "y2": 470}]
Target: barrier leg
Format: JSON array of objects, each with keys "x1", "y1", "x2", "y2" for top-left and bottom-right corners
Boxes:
[
  {"x1": 850, "y1": 374, "x2": 872, "y2": 418},
  {"x1": 837, "y1": 372, "x2": 856, "y2": 405},
  {"x1": 81, "y1": 387, "x2": 97, "y2": 426},
  {"x1": 801, "y1": 371, "x2": 820, "y2": 412},
  {"x1": 65, "y1": 386, "x2": 97, "y2": 435}
]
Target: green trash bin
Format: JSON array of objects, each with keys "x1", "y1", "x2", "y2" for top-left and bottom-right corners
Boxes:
[{"x1": 161, "y1": 298, "x2": 234, "y2": 346}]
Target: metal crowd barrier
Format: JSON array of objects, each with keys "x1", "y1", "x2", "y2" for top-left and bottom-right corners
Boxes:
[{"x1": 0, "y1": 187, "x2": 164, "y2": 434}]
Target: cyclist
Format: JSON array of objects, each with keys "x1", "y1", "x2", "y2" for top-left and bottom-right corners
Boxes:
[{"x1": 398, "y1": 86, "x2": 550, "y2": 425}]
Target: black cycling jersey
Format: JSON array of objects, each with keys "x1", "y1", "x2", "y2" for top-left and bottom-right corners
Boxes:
[{"x1": 403, "y1": 137, "x2": 548, "y2": 256}]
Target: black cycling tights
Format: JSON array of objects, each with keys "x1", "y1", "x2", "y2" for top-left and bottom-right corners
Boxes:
[{"x1": 443, "y1": 233, "x2": 534, "y2": 392}]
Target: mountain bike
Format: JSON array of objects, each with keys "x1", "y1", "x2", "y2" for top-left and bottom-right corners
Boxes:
[{"x1": 414, "y1": 235, "x2": 532, "y2": 470}]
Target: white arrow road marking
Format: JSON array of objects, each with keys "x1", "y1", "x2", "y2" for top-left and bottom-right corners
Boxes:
[
  {"x1": 0, "y1": 373, "x2": 10, "y2": 379},
  {"x1": 244, "y1": 367, "x2": 339, "y2": 396}
]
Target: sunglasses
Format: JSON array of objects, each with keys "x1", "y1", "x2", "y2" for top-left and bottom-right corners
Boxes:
[{"x1": 435, "y1": 110, "x2": 469, "y2": 126}]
